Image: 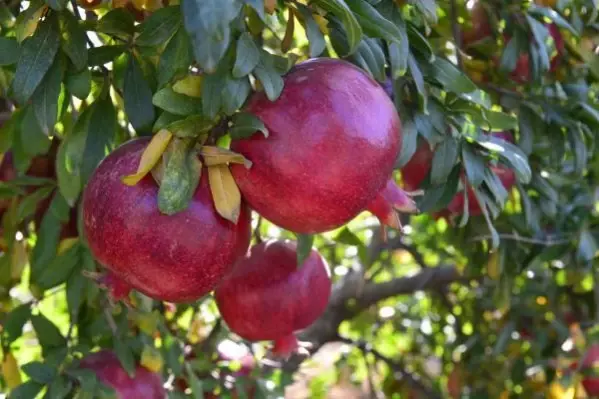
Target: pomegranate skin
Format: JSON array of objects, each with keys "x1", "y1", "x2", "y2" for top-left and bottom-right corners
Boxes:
[
  {"x1": 79, "y1": 350, "x2": 165, "y2": 399},
  {"x1": 82, "y1": 138, "x2": 251, "y2": 303},
  {"x1": 230, "y1": 58, "x2": 401, "y2": 234},
  {"x1": 214, "y1": 240, "x2": 332, "y2": 355}
]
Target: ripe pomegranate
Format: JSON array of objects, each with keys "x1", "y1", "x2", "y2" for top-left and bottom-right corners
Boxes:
[
  {"x1": 82, "y1": 138, "x2": 251, "y2": 303},
  {"x1": 79, "y1": 350, "x2": 165, "y2": 399},
  {"x1": 230, "y1": 58, "x2": 405, "y2": 234},
  {"x1": 214, "y1": 240, "x2": 331, "y2": 356},
  {"x1": 571, "y1": 344, "x2": 599, "y2": 396},
  {"x1": 400, "y1": 133, "x2": 516, "y2": 218},
  {"x1": 461, "y1": 1, "x2": 493, "y2": 48}
]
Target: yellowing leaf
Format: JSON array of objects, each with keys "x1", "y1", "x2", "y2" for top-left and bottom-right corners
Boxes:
[
  {"x1": 172, "y1": 75, "x2": 203, "y2": 98},
  {"x1": 16, "y1": 6, "x2": 45, "y2": 43},
  {"x1": 487, "y1": 251, "x2": 500, "y2": 280},
  {"x1": 140, "y1": 346, "x2": 163, "y2": 373},
  {"x1": 208, "y1": 165, "x2": 241, "y2": 224},
  {"x1": 548, "y1": 381, "x2": 575, "y2": 399},
  {"x1": 200, "y1": 146, "x2": 252, "y2": 168},
  {"x1": 2, "y1": 353, "x2": 21, "y2": 389},
  {"x1": 122, "y1": 130, "x2": 173, "y2": 186},
  {"x1": 313, "y1": 14, "x2": 329, "y2": 35},
  {"x1": 265, "y1": 0, "x2": 276, "y2": 14},
  {"x1": 57, "y1": 238, "x2": 79, "y2": 255},
  {"x1": 282, "y1": 8, "x2": 295, "y2": 53},
  {"x1": 11, "y1": 240, "x2": 28, "y2": 280}
]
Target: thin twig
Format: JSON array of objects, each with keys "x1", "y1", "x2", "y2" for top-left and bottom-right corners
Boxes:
[
  {"x1": 469, "y1": 233, "x2": 571, "y2": 246},
  {"x1": 450, "y1": 0, "x2": 463, "y2": 70},
  {"x1": 339, "y1": 335, "x2": 442, "y2": 399}
]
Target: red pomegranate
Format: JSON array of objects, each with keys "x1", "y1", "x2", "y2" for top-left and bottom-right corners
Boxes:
[
  {"x1": 230, "y1": 58, "x2": 404, "y2": 234},
  {"x1": 82, "y1": 138, "x2": 252, "y2": 303},
  {"x1": 461, "y1": 1, "x2": 493, "y2": 48},
  {"x1": 214, "y1": 240, "x2": 331, "y2": 356},
  {"x1": 79, "y1": 350, "x2": 165, "y2": 399},
  {"x1": 571, "y1": 344, "x2": 599, "y2": 396},
  {"x1": 400, "y1": 133, "x2": 516, "y2": 218}
]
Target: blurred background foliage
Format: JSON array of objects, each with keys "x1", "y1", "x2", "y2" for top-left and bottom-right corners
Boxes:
[{"x1": 0, "y1": 0, "x2": 597, "y2": 398}]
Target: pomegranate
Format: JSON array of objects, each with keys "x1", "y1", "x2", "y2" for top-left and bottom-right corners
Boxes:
[
  {"x1": 571, "y1": 344, "x2": 599, "y2": 396},
  {"x1": 79, "y1": 350, "x2": 165, "y2": 399},
  {"x1": 230, "y1": 58, "x2": 405, "y2": 234},
  {"x1": 400, "y1": 133, "x2": 516, "y2": 218},
  {"x1": 214, "y1": 240, "x2": 331, "y2": 356},
  {"x1": 461, "y1": 1, "x2": 493, "y2": 48},
  {"x1": 82, "y1": 138, "x2": 251, "y2": 303}
]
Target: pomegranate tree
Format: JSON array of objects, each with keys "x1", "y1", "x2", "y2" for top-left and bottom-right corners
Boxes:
[
  {"x1": 214, "y1": 240, "x2": 331, "y2": 356},
  {"x1": 79, "y1": 350, "x2": 165, "y2": 398},
  {"x1": 400, "y1": 133, "x2": 516, "y2": 218},
  {"x1": 82, "y1": 138, "x2": 252, "y2": 302},
  {"x1": 230, "y1": 58, "x2": 411, "y2": 234}
]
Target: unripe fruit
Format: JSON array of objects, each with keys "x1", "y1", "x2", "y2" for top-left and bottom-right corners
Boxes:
[
  {"x1": 230, "y1": 58, "x2": 403, "y2": 234},
  {"x1": 82, "y1": 138, "x2": 251, "y2": 303},
  {"x1": 215, "y1": 240, "x2": 331, "y2": 356},
  {"x1": 79, "y1": 350, "x2": 165, "y2": 399}
]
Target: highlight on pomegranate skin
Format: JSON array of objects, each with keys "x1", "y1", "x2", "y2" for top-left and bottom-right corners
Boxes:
[
  {"x1": 79, "y1": 350, "x2": 166, "y2": 399},
  {"x1": 230, "y1": 58, "x2": 402, "y2": 234},
  {"x1": 82, "y1": 138, "x2": 252, "y2": 303},
  {"x1": 214, "y1": 240, "x2": 332, "y2": 357}
]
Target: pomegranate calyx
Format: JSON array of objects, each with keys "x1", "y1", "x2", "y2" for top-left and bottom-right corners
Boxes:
[
  {"x1": 84, "y1": 270, "x2": 132, "y2": 303},
  {"x1": 271, "y1": 334, "x2": 309, "y2": 358},
  {"x1": 366, "y1": 179, "x2": 419, "y2": 230}
]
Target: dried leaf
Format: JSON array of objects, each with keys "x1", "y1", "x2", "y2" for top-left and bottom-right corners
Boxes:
[
  {"x1": 122, "y1": 130, "x2": 173, "y2": 186},
  {"x1": 200, "y1": 146, "x2": 252, "y2": 168},
  {"x1": 208, "y1": 165, "x2": 241, "y2": 223}
]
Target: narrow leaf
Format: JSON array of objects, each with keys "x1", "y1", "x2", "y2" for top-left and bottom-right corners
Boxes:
[
  {"x1": 122, "y1": 129, "x2": 173, "y2": 186},
  {"x1": 208, "y1": 165, "x2": 241, "y2": 223},
  {"x1": 229, "y1": 112, "x2": 269, "y2": 139},
  {"x1": 124, "y1": 54, "x2": 156, "y2": 132},
  {"x1": 295, "y1": 234, "x2": 314, "y2": 268}
]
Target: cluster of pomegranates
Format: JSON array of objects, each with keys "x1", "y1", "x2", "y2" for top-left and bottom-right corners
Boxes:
[{"x1": 461, "y1": 1, "x2": 565, "y2": 84}]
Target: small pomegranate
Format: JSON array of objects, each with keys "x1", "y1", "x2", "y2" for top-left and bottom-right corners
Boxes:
[
  {"x1": 230, "y1": 58, "x2": 405, "y2": 234},
  {"x1": 571, "y1": 344, "x2": 599, "y2": 396},
  {"x1": 214, "y1": 240, "x2": 331, "y2": 356},
  {"x1": 79, "y1": 350, "x2": 165, "y2": 399},
  {"x1": 82, "y1": 138, "x2": 251, "y2": 303},
  {"x1": 400, "y1": 133, "x2": 516, "y2": 218}
]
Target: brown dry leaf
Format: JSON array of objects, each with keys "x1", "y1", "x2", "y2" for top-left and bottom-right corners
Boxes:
[
  {"x1": 282, "y1": 8, "x2": 295, "y2": 53},
  {"x1": 208, "y1": 165, "x2": 241, "y2": 224},
  {"x1": 265, "y1": 0, "x2": 276, "y2": 14},
  {"x1": 122, "y1": 130, "x2": 173, "y2": 186},
  {"x1": 2, "y1": 353, "x2": 21, "y2": 389},
  {"x1": 200, "y1": 146, "x2": 252, "y2": 168}
]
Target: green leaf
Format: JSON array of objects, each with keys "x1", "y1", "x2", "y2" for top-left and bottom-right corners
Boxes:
[
  {"x1": 406, "y1": 23, "x2": 434, "y2": 62},
  {"x1": 408, "y1": 54, "x2": 427, "y2": 112},
  {"x1": 182, "y1": 0, "x2": 239, "y2": 72},
  {"x1": 17, "y1": 186, "x2": 54, "y2": 222},
  {"x1": 3, "y1": 304, "x2": 31, "y2": 344},
  {"x1": 47, "y1": 375, "x2": 73, "y2": 399},
  {"x1": 0, "y1": 37, "x2": 20, "y2": 65},
  {"x1": 97, "y1": 8, "x2": 135, "y2": 37},
  {"x1": 153, "y1": 87, "x2": 203, "y2": 115},
  {"x1": 527, "y1": 16, "x2": 551, "y2": 73},
  {"x1": 31, "y1": 314, "x2": 67, "y2": 351},
  {"x1": 88, "y1": 45, "x2": 127, "y2": 66},
  {"x1": 158, "y1": 139, "x2": 201, "y2": 215},
  {"x1": 295, "y1": 234, "x2": 314, "y2": 268},
  {"x1": 229, "y1": 112, "x2": 268, "y2": 139},
  {"x1": 12, "y1": 13, "x2": 60, "y2": 105},
  {"x1": 430, "y1": 137, "x2": 458, "y2": 185},
  {"x1": 9, "y1": 381, "x2": 45, "y2": 399},
  {"x1": 482, "y1": 109, "x2": 517, "y2": 131},
  {"x1": 186, "y1": 363, "x2": 204, "y2": 399},
  {"x1": 423, "y1": 57, "x2": 477, "y2": 94},
  {"x1": 529, "y1": 5, "x2": 578, "y2": 36},
  {"x1": 222, "y1": 76, "x2": 252, "y2": 115},
  {"x1": 165, "y1": 114, "x2": 215, "y2": 138},
  {"x1": 158, "y1": 27, "x2": 193, "y2": 86},
  {"x1": 114, "y1": 339, "x2": 136, "y2": 378},
  {"x1": 37, "y1": 242, "x2": 80, "y2": 290},
  {"x1": 124, "y1": 54, "x2": 155, "y2": 132},
  {"x1": 296, "y1": 4, "x2": 326, "y2": 58},
  {"x1": 233, "y1": 33, "x2": 260, "y2": 78},
  {"x1": 567, "y1": 126, "x2": 587, "y2": 176},
  {"x1": 412, "y1": 0, "x2": 438, "y2": 23},
  {"x1": 82, "y1": 96, "x2": 116, "y2": 183},
  {"x1": 254, "y1": 53, "x2": 284, "y2": 101},
  {"x1": 46, "y1": 0, "x2": 68, "y2": 10},
  {"x1": 313, "y1": 0, "x2": 362, "y2": 55},
  {"x1": 59, "y1": 11, "x2": 88, "y2": 71},
  {"x1": 345, "y1": 0, "x2": 404, "y2": 43},
  {"x1": 416, "y1": 165, "x2": 461, "y2": 212},
  {"x1": 22, "y1": 361, "x2": 56, "y2": 384},
  {"x1": 472, "y1": 186, "x2": 500, "y2": 250},
  {"x1": 57, "y1": 110, "x2": 89, "y2": 205},
  {"x1": 499, "y1": 35, "x2": 522, "y2": 73},
  {"x1": 33, "y1": 55, "x2": 63, "y2": 136},
  {"x1": 201, "y1": 71, "x2": 225, "y2": 119},
  {"x1": 484, "y1": 167, "x2": 509, "y2": 206},
  {"x1": 475, "y1": 134, "x2": 532, "y2": 184},
  {"x1": 66, "y1": 68, "x2": 91, "y2": 100},
  {"x1": 396, "y1": 120, "x2": 417, "y2": 167},
  {"x1": 462, "y1": 145, "x2": 485, "y2": 187},
  {"x1": 136, "y1": 6, "x2": 181, "y2": 47},
  {"x1": 21, "y1": 106, "x2": 51, "y2": 156}
]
